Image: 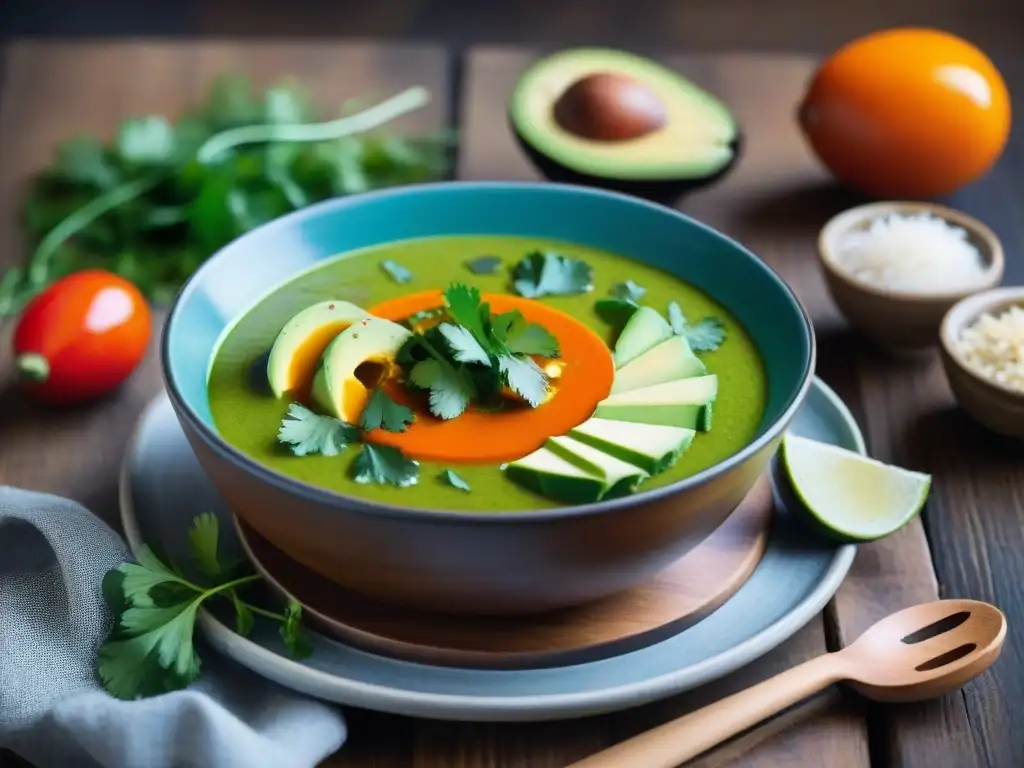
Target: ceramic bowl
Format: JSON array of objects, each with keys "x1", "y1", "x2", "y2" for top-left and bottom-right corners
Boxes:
[
  {"x1": 817, "y1": 201, "x2": 1004, "y2": 355},
  {"x1": 940, "y1": 287, "x2": 1024, "y2": 439},
  {"x1": 161, "y1": 181, "x2": 815, "y2": 616}
]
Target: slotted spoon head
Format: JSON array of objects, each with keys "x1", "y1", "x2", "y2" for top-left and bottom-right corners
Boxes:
[{"x1": 844, "y1": 599, "x2": 1006, "y2": 704}]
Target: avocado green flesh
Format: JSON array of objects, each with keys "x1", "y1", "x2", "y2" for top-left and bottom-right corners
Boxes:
[
  {"x1": 569, "y1": 417, "x2": 695, "y2": 475},
  {"x1": 510, "y1": 47, "x2": 738, "y2": 181},
  {"x1": 310, "y1": 318, "x2": 411, "y2": 421},
  {"x1": 547, "y1": 435, "x2": 649, "y2": 500},
  {"x1": 613, "y1": 307, "x2": 674, "y2": 367},
  {"x1": 611, "y1": 334, "x2": 706, "y2": 394},
  {"x1": 207, "y1": 235, "x2": 766, "y2": 512},
  {"x1": 505, "y1": 447, "x2": 607, "y2": 504},
  {"x1": 266, "y1": 300, "x2": 370, "y2": 398}
]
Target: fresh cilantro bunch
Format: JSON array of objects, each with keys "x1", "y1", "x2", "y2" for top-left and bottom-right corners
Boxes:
[
  {"x1": 97, "y1": 513, "x2": 313, "y2": 700},
  {"x1": 0, "y1": 75, "x2": 453, "y2": 316},
  {"x1": 398, "y1": 283, "x2": 561, "y2": 419}
]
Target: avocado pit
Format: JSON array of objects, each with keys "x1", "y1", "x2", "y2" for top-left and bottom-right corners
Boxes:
[{"x1": 553, "y1": 72, "x2": 667, "y2": 142}]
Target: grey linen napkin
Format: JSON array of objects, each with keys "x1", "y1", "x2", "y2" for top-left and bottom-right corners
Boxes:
[{"x1": 0, "y1": 486, "x2": 348, "y2": 768}]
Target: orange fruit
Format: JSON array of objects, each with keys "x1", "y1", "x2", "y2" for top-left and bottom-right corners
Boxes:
[{"x1": 798, "y1": 27, "x2": 1011, "y2": 199}]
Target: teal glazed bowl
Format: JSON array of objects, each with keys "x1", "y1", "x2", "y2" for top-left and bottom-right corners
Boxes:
[{"x1": 162, "y1": 181, "x2": 815, "y2": 615}]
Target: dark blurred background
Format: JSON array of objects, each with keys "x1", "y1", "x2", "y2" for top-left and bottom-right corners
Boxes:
[{"x1": 2, "y1": 0, "x2": 1022, "y2": 55}]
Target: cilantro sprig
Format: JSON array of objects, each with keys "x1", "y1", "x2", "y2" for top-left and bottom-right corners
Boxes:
[
  {"x1": 400, "y1": 283, "x2": 560, "y2": 418},
  {"x1": 97, "y1": 513, "x2": 313, "y2": 701},
  {"x1": 667, "y1": 300, "x2": 727, "y2": 352},
  {"x1": 276, "y1": 391, "x2": 420, "y2": 487}
]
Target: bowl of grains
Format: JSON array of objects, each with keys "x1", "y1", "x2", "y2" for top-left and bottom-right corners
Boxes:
[
  {"x1": 940, "y1": 287, "x2": 1024, "y2": 439},
  {"x1": 817, "y1": 201, "x2": 1004, "y2": 354}
]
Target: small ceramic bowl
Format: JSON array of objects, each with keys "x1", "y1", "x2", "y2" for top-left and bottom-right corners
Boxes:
[
  {"x1": 817, "y1": 201, "x2": 1004, "y2": 355},
  {"x1": 939, "y1": 287, "x2": 1024, "y2": 440}
]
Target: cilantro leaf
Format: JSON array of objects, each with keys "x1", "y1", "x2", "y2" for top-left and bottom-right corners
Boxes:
[
  {"x1": 381, "y1": 259, "x2": 413, "y2": 284},
  {"x1": 54, "y1": 137, "x2": 120, "y2": 189},
  {"x1": 438, "y1": 322, "x2": 492, "y2": 365},
  {"x1": 610, "y1": 280, "x2": 646, "y2": 302},
  {"x1": 498, "y1": 354, "x2": 549, "y2": 407},
  {"x1": 117, "y1": 117, "x2": 178, "y2": 166},
  {"x1": 510, "y1": 251, "x2": 594, "y2": 298},
  {"x1": 277, "y1": 402, "x2": 359, "y2": 456},
  {"x1": 360, "y1": 386, "x2": 415, "y2": 433},
  {"x1": 97, "y1": 513, "x2": 315, "y2": 700},
  {"x1": 281, "y1": 599, "x2": 314, "y2": 658},
  {"x1": 595, "y1": 298, "x2": 640, "y2": 327},
  {"x1": 443, "y1": 284, "x2": 493, "y2": 350},
  {"x1": 465, "y1": 255, "x2": 502, "y2": 274},
  {"x1": 186, "y1": 513, "x2": 223, "y2": 580},
  {"x1": 667, "y1": 301, "x2": 687, "y2": 335},
  {"x1": 491, "y1": 310, "x2": 560, "y2": 358},
  {"x1": 682, "y1": 317, "x2": 727, "y2": 352},
  {"x1": 439, "y1": 469, "x2": 472, "y2": 492},
  {"x1": 350, "y1": 443, "x2": 420, "y2": 487},
  {"x1": 409, "y1": 358, "x2": 474, "y2": 419}
]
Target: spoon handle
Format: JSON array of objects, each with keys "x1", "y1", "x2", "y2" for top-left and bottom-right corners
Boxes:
[{"x1": 565, "y1": 653, "x2": 846, "y2": 768}]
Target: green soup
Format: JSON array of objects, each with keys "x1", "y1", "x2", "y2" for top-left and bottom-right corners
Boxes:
[{"x1": 208, "y1": 235, "x2": 767, "y2": 511}]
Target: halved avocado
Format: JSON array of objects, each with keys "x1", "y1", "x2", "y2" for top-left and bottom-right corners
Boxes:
[{"x1": 508, "y1": 48, "x2": 740, "y2": 205}]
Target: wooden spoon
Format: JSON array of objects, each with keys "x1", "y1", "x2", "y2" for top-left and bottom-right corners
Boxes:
[{"x1": 566, "y1": 599, "x2": 1006, "y2": 768}]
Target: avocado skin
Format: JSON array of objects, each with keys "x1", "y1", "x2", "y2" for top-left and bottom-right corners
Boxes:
[{"x1": 509, "y1": 115, "x2": 743, "y2": 206}]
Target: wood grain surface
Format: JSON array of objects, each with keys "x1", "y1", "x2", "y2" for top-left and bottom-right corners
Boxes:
[
  {"x1": 2, "y1": 38, "x2": 1023, "y2": 768},
  {"x1": 235, "y1": 476, "x2": 772, "y2": 669}
]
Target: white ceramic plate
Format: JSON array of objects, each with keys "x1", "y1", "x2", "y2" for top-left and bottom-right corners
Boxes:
[{"x1": 120, "y1": 377, "x2": 859, "y2": 722}]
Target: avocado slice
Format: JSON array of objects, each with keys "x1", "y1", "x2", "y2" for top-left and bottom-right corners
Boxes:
[
  {"x1": 547, "y1": 434, "x2": 649, "y2": 499},
  {"x1": 611, "y1": 335, "x2": 706, "y2": 394},
  {"x1": 594, "y1": 374, "x2": 717, "y2": 431},
  {"x1": 508, "y1": 48, "x2": 740, "y2": 205},
  {"x1": 505, "y1": 446, "x2": 608, "y2": 504},
  {"x1": 613, "y1": 306, "x2": 674, "y2": 368},
  {"x1": 310, "y1": 318, "x2": 412, "y2": 423},
  {"x1": 569, "y1": 417, "x2": 695, "y2": 475},
  {"x1": 266, "y1": 300, "x2": 371, "y2": 398}
]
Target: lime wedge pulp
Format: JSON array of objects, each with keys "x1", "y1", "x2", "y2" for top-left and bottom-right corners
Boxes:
[{"x1": 780, "y1": 433, "x2": 931, "y2": 542}]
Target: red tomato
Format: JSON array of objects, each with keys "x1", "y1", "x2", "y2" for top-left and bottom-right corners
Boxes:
[{"x1": 12, "y1": 270, "x2": 152, "y2": 404}]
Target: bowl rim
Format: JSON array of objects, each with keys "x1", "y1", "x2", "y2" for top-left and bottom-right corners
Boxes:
[
  {"x1": 817, "y1": 200, "x2": 1005, "y2": 303},
  {"x1": 161, "y1": 179, "x2": 817, "y2": 523},
  {"x1": 939, "y1": 285, "x2": 1024, "y2": 400}
]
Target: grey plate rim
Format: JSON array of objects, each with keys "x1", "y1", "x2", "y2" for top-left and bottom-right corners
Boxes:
[{"x1": 118, "y1": 376, "x2": 860, "y2": 722}]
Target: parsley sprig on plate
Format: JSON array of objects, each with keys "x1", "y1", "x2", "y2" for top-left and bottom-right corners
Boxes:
[
  {"x1": 97, "y1": 513, "x2": 312, "y2": 700},
  {"x1": 399, "y1": 283, "x2": 561, "y2": 418}
]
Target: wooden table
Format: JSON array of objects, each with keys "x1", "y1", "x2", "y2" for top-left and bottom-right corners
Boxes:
[{"x1": 1, "y1": 40, "x2": 1021, "y2": 768}]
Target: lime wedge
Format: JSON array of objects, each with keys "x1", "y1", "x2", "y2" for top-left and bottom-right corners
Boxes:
[{"x1": 781, "y1": 433, "x2": 931, "y2": 542}]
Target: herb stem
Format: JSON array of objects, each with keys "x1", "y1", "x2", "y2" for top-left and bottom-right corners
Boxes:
[
  {"x1": 196, "y1": 86, "x2": 432, "y2": 164},
  {"x1": 26, "y1": 172, "x2": 164, "y2": 288},
  {"x1": 240, "y1": 603, "x2": 288, "y2": 622}
]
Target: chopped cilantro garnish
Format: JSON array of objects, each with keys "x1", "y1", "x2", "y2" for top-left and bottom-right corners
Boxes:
[
  {"x1": 497, "y1": 354, "x2": 548, "y2": 407},
  {"x1": 439, "y1": 469, "x2": 471, "y2": 492},
  {"x1": 380, "y1": 259, "x2": 413, "y2": 284},
  {"x1": 667, "y1": 301, "x2": 727, "y2": 352},
  {"x1": 350, "y1": 443, "x2": 419, "y2": 487},
  {"x1": 610, "y1": 280, "x2": 646, "y2": 302},
  {"x1": 682, "y1": 317, "x2": 727, "y2": 352},
  {"x1": 277, "y1": 402, "x2": 359, "y2": 456},
  {"x1": 465, "y1": 255, "x2": 503, "y2": 274},
  {"x1": 359, "y1": 386, "x2": 415, "y2": 433},
  {"x1": 400, "y1": 283, "x2": 559, "y2": 419},
  {"x1": 667, "y1": 301, "x2": 686, "y2": 335},
  {"x1": 409, "y1": 357, "x2": 475, "y2": 420},
  {"x1": 594, "y1": 298, "x2": 640, "y2": 327},
  {"x1": 510, "y1": 250, "x2": 593, "y2": 298}
]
